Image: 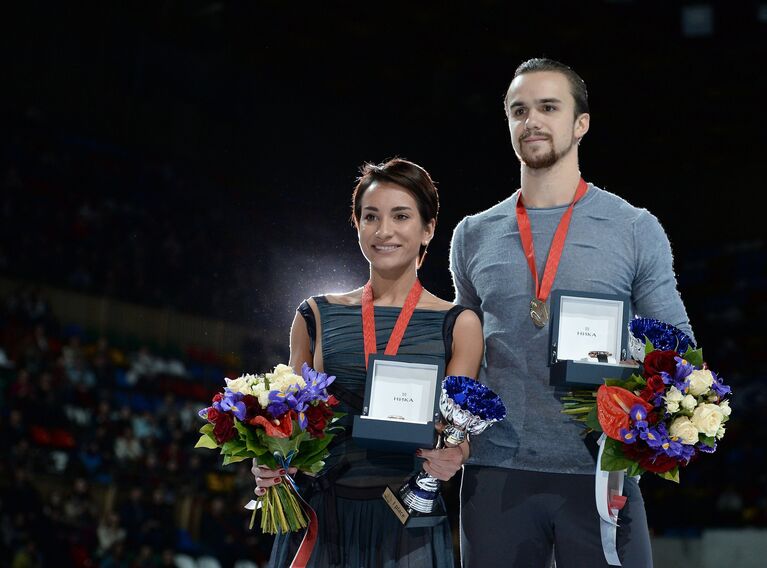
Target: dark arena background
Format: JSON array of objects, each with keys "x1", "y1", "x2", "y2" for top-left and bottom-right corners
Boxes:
[{"x1": 1, "y1": 1, "x2": 765, "y2": 567}]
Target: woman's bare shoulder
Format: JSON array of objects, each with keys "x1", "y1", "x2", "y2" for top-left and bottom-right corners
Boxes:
[
  {"x1": 323, "y1": 288, "x2": 364, "y2": 306},
  {"x1": 418, "y1": 290, "x2": 456, "y2": 311}
]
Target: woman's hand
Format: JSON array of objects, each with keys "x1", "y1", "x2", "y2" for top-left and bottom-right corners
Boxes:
[
  {"x1": 417, "y1": 442, "x2": 469, "y2": 481},
  {"x1": 251, "y1": 458, "x2": 297, "y2": 497}
]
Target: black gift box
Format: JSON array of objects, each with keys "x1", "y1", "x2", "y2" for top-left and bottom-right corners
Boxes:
[
  {"x1": 352, "y1": 354, "x2": 443, "y2": 454},
  {"x1": 548, "y1": 290, "x2": 638, "y2": 387}
]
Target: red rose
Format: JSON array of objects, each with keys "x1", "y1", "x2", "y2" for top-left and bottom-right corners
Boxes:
[
  {"x1": 639, "y1": 375, "x2": 667, "y2": 402},
  {"x1": 212, "y1": 412, "x2": 236, "y2": 444},
  {"x1": 305, "y1": 402, "x2": 334, "y2": 438},
  {"x1": 212, "y1": 393, "x2": 223, "y2": 403},
  {"x1": 646, "y1": 375, "x2": 666, "y2": 393},
  {"x1": 621, "y1": 443, "x2": 677, "y2": 473},
  {"x1": 242, "y1": 395, "x2": 267, "y2": 420},
  {"x1": 206, "y1": 407, "x2": 221, "y2": 422},
  {"x1": 643, "y1": 350, "x2": 678, "y2": 378},
  {"x1": 638, "y1": 387, "x2": 654, "y2": 402}
]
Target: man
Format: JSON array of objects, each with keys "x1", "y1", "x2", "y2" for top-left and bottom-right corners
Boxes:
[{"x1": 449, "y1": 58, "x2": 694, "y2": 567}]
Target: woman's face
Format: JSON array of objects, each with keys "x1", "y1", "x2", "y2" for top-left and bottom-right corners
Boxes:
[{"x1": 357, "y1": 181, "x2": 434, "y2": 274}]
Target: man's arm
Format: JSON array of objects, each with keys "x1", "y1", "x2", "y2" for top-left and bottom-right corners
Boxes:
[
  {"x1": 632, "y1": 210, "x2": 695, "y2": 343},
  {"x1": 449, "y1": 218, "x2": 481, "y2": 309}
]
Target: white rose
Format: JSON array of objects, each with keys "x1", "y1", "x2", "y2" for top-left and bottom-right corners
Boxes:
[
  {"x1": 250, "y1": 383, "x2": 270, "y2": 407},
  {"x1": 719, "y1": 400, "x2": 732, "y2": 417},
  {"x1": 666, "y1": 401, "x2": 680, "y2": 414},
  {"x1": 687, "y1": 369, "x2": 714, "y2": 396},
  {"x1": 669, "y1": 416, "x2": 700, "y2": 445},
  {"x1": 266, "y1": 364, "x2": 305, "y2": 392},
  {"x1": 681, "y1": 394, "x2": 698, "y2": 411},
  {"x1": 665, "y1": 386, "x2": 684, "y2": 404},
  {"x1": 225, "y1": 376, "x2": 249, "y2": 394},
  {"x1": 691, "y1": 403, "x2": 724, "y2": 437},
  {"x1": 716, "y1": 425, "x2": 726, "y2": 440}
]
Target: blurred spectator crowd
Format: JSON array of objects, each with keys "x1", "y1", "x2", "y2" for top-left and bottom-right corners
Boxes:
[{"x1": 0, "y1": 287, "x2": 274, "y2": 567}]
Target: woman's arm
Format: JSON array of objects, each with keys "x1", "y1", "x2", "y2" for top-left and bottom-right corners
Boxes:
[
  {"x1": 288, "y1": 310, "x2": 314, "y2": 374},
  {"x1": 421, "y1": 308, "x2": 484, "y2": 480},
  {"x1": 446, "y1": 308, "x2": 483, "y2": 378}
]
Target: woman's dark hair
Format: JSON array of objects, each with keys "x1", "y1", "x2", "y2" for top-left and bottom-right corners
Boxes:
[{"x1": 351, "y1": 158, "x2": 439, "y2": 261}]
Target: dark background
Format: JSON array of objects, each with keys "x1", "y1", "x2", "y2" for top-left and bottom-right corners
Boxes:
[{"x1": 1, "y1": 1, "x2": 765, "y2": 566}]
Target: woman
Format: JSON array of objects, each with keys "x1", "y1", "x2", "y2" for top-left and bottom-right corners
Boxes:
[{"x1": 252, "y1": 158, "x2": 484, "y2": 567}]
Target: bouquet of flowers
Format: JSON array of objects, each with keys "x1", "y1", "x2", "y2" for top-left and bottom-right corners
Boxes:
[
  {"x1": 196, "y1": 363, "x2": 342, "y2": 533},
  {"x1": 563, "y1": 318, "x2": 732, "y2": 482}
]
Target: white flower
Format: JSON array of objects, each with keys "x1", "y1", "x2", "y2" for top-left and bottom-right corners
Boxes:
[
  {"x1": 691, "y1": 403, "x2": 725, "y2": 438},
  {"x1": 251, "y1": 382, "x2": 270, "y2": 407},
  {"x1": 716, "y1": 425, "x2": 726, "y2": 440},
  {"x1": 669, "y1": 416, "x2": 700, "y2": 445},
  {"x1": 719, "y1": 400, "x2": 732, "y2": 417},
  {"x1": 265, "y1": 364, "x2": 305, "y2": 393},
  {"x1": 681, "y1": 394, "x2": 698, "y2": 411},
  {"x1": 687, "y1": 369, "x2": 714, "y2": 396},
  {"x1": 225, "y1": 375, "x2": 249, "y2": 394},
  {"x1": 665, "y1": 386, "x2": 684, "y2": 404},
  {"x1": 666, "y1": 401, "x2": 680, "y2": 414}
]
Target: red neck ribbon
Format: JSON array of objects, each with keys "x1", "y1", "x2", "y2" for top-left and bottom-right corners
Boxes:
[
  {"x1": 515, "y1": 178, "x2": 588, "y2": 303},
  {"x1": 361, "y1": 279, "x2": 424, "y2": 368}
]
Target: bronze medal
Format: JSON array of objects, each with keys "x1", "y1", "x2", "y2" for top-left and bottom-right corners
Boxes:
[
  {"x1": 530, "y1": 298, "x2": 549, "y2": 328},
  {"x1": 516, "y1": 179, "x2": 589, "y2": 328}
]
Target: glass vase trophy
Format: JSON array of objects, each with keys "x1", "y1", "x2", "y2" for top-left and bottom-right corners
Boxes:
[{"x1": 383, "y1": 375, "x2": 507, "y2": 527}]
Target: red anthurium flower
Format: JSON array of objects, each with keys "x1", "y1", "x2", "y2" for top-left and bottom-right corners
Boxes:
[
  {"x1": 596, "y1": 385, "x2": 653, "y2": 441},
  {"x1": 249, "y1": 413, "x2": 293, "y2": 439}
]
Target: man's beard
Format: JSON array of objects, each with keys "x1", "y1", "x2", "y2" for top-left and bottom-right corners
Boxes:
[{"x1": 519, "y1": 135, "x2": 577, "y2": 170}]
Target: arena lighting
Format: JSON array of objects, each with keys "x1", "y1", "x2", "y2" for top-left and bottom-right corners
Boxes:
[
  {"x1": 681, "y1": 3, "x2": 714, "y2": 37},
  {"x1": 265, "y1": 248, "x2": 366, "y2": 321}
]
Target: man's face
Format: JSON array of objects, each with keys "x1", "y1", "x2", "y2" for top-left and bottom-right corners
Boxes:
[{"x1": 505, "y1": 71, "x2": 589, "y2": 169}]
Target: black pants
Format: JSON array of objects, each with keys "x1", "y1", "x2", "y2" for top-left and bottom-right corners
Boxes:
[{"x1": 460, "y1": 466, "x2": 653, "y2": 568}]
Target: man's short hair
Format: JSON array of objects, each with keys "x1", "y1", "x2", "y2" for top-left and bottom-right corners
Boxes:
[{"x1": 505, "y1": 58, "x2": 589, "y2": 118}]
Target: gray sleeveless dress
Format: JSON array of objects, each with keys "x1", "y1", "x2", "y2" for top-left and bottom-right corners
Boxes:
[{"x1": 269, "y1": 296, "x2": 471, "y2": 568}]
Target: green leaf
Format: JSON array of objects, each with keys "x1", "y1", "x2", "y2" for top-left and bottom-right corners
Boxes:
[
  {"x1": 683, "y1": 347, "x2": 704, "y2": 368},
  {"x1": 194, "y1": 434, "x2": 218, "y2": 450},
  {"x1": 199, "y1": 423, "x2": 214, "y2": 435},
  {"x1": 222, "y1": 454, "x2": 249, "y2": 465},
  {"x1": 658, "y1": 467, "x2": 680, "y2": 483},
  {"x1": 699, "y1": 435, "x2": 716, "y2": 448},
  {"x1": 585, "y1": 406, "x2": 602, "y2": 431},
  {"x1": 599, "y1": 438, "x2": 634, "y2": 471},
  {"x1": 235, "y1": 421, "x2": 268, "y2": 455},
  {"x1": 644, "y1": 337, "x2": 655, "y2": 355},
  {"x1": 222, "y1": 438, "x2": 246, "y2": 456},
  {"x1": 302, "y1": 460, "x2": 326, "y2": 474},
  {"x1": 292, "y1": 434, "x2": 335, "y2": 469},
  {"x1": 626, "y1": 462, "x2": 644, "y2": 478}
]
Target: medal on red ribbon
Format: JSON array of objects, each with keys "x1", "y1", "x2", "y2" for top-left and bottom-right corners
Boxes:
[{"x1": 515, "y1": 178, "x2": 588, "y2": 328}]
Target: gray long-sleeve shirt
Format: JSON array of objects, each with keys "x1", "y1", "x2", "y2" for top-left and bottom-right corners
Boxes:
[{"x1": 450, "y1": 183, "x2": 694, "y2": 474}]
